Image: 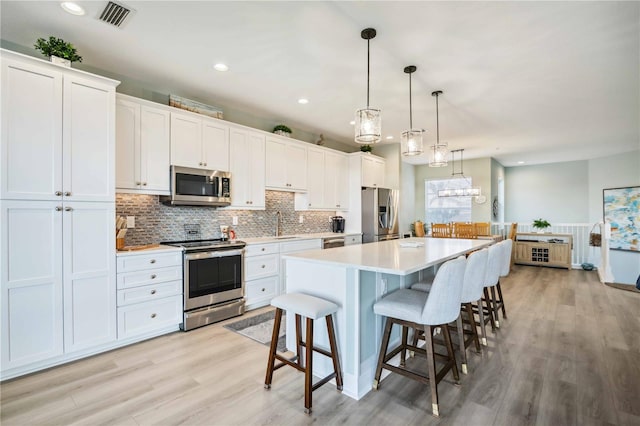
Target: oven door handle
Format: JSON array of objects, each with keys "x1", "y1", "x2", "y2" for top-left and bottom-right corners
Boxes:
[{"x1": 185, "y1": 249, "x2": 244, "y2": 261}]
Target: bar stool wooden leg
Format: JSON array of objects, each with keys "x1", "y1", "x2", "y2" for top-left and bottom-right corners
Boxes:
[
  {"x1": 477, "y1": 298, "x2": 488, "y2": 346},
  {"x1": 455, "y1": 315, "x2": 467, "y2": 374},
  {"x1": 326, "y1": 314, "x2": 343, "y2": 391},
  {"x1": 466, "y1": 303, "x2": 481, "y2": 353},
  {"x1": 373, "y1": 318, "x2": 393, "y2": 390},
  {"x1": 264, "y1": 308, "x2": 283, "y2": 389},
  {"x1": 400, "y1": 325, "x2": 408, "y2": 367},
  {"x1": 295, "y1": 314, "x2": 303, "y2": 366},
  {"x1": 304, "y1": 317, "x2": 314, "y2": 414},
  {"x1": 424, "y1": 325, "x2": 440, "y2": 417},
  {"x1": 442, "y1": 324, "x2": 460, "y2": 384},
  {"x1": 490, "y1": 286, "x2": 500, "y2": 328},
  {"x1": 497, "y1": 281, "x2": 507, "y2": 319},
  {"x1": 483, "y1": 288, "x2": 497, "y2": 331}
]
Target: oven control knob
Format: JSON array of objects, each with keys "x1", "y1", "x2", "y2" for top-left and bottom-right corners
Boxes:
[
  {"x1": 150, "y1": 289, "x2": 156, "y2": 295},
  {"x1": 151, "y1": 274, "x2": 157, "y2": 279},
  {"x1": 261, "y1": 248, "x2": 265, "y2": 251},
  {"x1": 261, "y1": 288, "x2": 265, "y2": 292},
  {"x1": 261, "y1": 264, "x2": 265, "y2": 268},
  {"x1": 150, "y1": 259, "x2": 156, "y2": 264},
  {"x1": 150, "y1": 313, "x2": 156, "y2": 318}
]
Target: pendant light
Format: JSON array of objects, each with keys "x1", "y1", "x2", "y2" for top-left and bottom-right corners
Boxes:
[
  {"x1": 355, "y1": 28, "x2": 381, "y2": 144},
  {"x1": 438, "y1": 149, "x2": 481, "y2": 197},
  {"x1": 428, "y1": 90, "x2": 449, "y2": 167},
  {"x1": 401, "y1": 65, "x2": 424, "y2": 156}
]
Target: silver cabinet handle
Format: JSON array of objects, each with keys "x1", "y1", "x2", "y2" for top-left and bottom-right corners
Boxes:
[
  {"x1": 204, "y1": 162, "x2": 207, "y2": 167},
  {"x1": 55, "y1": 206, "x2": 63, "y2": 211},
  {"x1": 64, "y1": 207, "x2": 73, "y2": 211},
  {"x1": 135, "y1": 182, "x2": 141, "y2": 185},
  {"x1": 150, "y1": 274, "x2": 157, "y2": 279},
  {"x1": 150, "y1": 313, "x2": 156, "y2": 318},
  {"x1": 55, "y1": 191, "x2": 62, "y2": 196},
  {"x1": 64, "y1": 191, "x2": 71, "y2": 196},
  {"x1": 150, "y1": 259, "x2": 156, "y2": 264},
  {"x1": 142, "y1": 182, "x2": 147, "y2": 186},
  {"x1": 261, "y1": 248, "x2": 265, "y2": 251},
  {"x1": 261, "y1": 288, "x2": 265, "y2": 292},
  {"x1": 261, "y1": 264, "x2": 266, "y2": 268},
  {"x1": 199, "y1": 162, "x2": 203, "y2": 166},
  {"x1": 150, "y1": 289, "x2": 156, "y2": 295}
]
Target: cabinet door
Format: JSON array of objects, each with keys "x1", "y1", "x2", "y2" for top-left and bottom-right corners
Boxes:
[
  {"x1": 170, "y1": 112, "x2": 202, "y2": 168},
  {"x1": 202, "y1": 119, "x2": 229, "y2": 171},
  {"x1": 307, "y1": 148, "x2": 325, "y2": 209},
  {"x1": 372, "y1": 158, "x2": 386, "y2": 188},
  {"x1": 248, "y1": 132, "x2": 266, "y2": 208},
  {"x1": 63, "y1": 202, "x2": 116, "y2": 353},
  {"x1": 63, "y1": 76, "x2": 115, "y2": 202},
  {"x1": 334, "y1": 154, "x2": 349, "y2": 210},
  {"x1": 1, "y1": 200, "x2": 63, "y2": 371},
  {"x1": 549, "y1": 244, "x2": 571, "y2": 268},
  {"x1": 115, "y1": 99, "x2": 140, "y2": 190},
  {"x1": 361, "y1": 156, "x2": 376, "y2": 187},
  {"x1": 140, "y1": 106, "x2": 170, "y2": 192},
  {"x1": 286, "y1": 143, "x2": 307, "y2": 190},
  {"x1": 265, "y1": 137, "x2": 288, "y2": 188},
  {"x1": 1, "y1": 59, "x2": 63, "y2": 200},
  {"x1": 229, "y1": 128, "x2": 251, "y2": 207}
]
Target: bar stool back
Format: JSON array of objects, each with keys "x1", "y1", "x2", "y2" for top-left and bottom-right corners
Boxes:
[
  {"x1": 372, "y1": 256, "x2": 466, "y2": 417},
  {"x1": 482, "y1": 242, "x2": 503, "y2": 331},
  {"x1": 264, "y1": 293, "x2": 343, "y2": 414}
]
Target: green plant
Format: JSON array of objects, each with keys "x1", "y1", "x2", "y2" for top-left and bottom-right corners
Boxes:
[
  {"x1": 273, "y1": 124, "x2": 291, "y2": 134},
  {"x1": 532, "y1": 218, "x2": 551, "y2": 230},
  {"x1": 34, "y1": 37, "x2": 83, "y2": 62},
  {"x1": 360, "y1": 144, "x2": 372, "y2": 153}
]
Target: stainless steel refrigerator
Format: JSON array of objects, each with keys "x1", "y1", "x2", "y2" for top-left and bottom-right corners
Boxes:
[{"x1": 361, "y1": 187, "x2": 399, "y2": 243}]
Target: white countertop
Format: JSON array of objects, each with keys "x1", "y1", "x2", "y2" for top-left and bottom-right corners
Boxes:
[
  {"x1": 282, "y1": 237, "x2": 492, "y2": 275},
  {"x1": 241, "y1": 232, "x2": 361, "y2": 245},
  {"x1": 116, "y1": 244, "x2": 183, "y2": 256}
]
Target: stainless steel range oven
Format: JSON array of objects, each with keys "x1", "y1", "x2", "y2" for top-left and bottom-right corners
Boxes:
[{"x1": 163, "y1": 239, "x2": 246, "y2": 331}]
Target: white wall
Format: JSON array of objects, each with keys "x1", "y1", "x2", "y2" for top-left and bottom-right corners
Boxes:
[
  {"x1": 504, "y1": 160, "x2": 589, "y2": 223},
  {"x1": 587, "y1": 150, "x2": 640, "y2": 284}
]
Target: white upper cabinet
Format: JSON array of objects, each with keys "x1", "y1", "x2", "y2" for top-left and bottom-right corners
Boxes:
[
  {"x1": 229, "y1": 127, "x2": 265, "y2": 209},
  {"x1": 306, "y1": 147, "x2": 325, "y2": 209},
  {"x1": 170, "y1": 112, "x2": 229, "y2": 171},
  {"x1": 295, "y1": 148, "x2": 349, "y2": 211},
  {"x1": 1, "y1": 52, "x2": 117, "y2": 202},
  {"x1": 265, "y1": 136, "x2": 307, "y2": 191},
  {"x1": 116, "y1": 95, "x2": 170, "y2": 194},
  {"x1": 361, "y1": 154, "x2": 385, "y2": 188}
]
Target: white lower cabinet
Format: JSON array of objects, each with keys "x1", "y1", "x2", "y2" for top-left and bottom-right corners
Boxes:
[
  {"x1": 116, "y1": 249, "x2": 183, "y2": 341},
  {"x1": 244, "y1": 243, "x2": 279, "y2": 310},
  {"x1": 0, "y1": 200, "x2": 115, "y2": 377}
]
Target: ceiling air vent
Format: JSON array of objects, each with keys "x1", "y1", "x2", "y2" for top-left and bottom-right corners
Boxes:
[{"x1": 98, "y1": 1, "x2": 132, "y2": 28}]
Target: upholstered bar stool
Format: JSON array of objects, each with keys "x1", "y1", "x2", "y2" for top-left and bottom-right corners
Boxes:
[
  {"x1": 264, "y1": 293, "x2": 343, "y2": 414},
  {"x1": 477, "y1": 242, "x2": 502, "y2": 336},
  {"x1": 372, "y1": 256, "x2": 466, "y2": 417},
  {"x1": 493, "y1": 239, "x2": 512, "y2": 323}
]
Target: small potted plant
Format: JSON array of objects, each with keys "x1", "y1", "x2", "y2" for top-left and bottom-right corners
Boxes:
[
  {"x1": 360, "y1": 145, "x2": 372, "y2": 153},
  {"x1": 532, "y1": 218, "x2": 551, "y2": 233},
  {"x1": 273, "y1": 124, "x2": 292, "y2": 137},
  {"x1": 34, "y1": 36, "x2": 83, "y2": 67}
]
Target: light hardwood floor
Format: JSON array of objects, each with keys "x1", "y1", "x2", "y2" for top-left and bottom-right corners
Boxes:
[{"x1": 2, "y1": 266, "x2": 639, "y2": 425}]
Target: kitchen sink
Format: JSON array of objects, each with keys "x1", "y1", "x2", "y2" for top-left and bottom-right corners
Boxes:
[{"x1": 274, "y1": 236, "x2": 298, "y2": 240}]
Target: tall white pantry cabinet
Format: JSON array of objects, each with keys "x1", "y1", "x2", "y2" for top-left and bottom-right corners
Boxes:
[{"x1": 0, "y1": 49, "x2": 120, "y2": 378}]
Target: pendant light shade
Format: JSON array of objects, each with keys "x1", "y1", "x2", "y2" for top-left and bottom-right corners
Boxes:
[
  {"x1": 355, "y1": 28, "x2": 381, "y2": 144},
  {"x1": 428, "y1": 90, "x2": 449, "y2": 167},
  {"x1": 401, "y1": 65, "x2": 424, "y2": 156}
]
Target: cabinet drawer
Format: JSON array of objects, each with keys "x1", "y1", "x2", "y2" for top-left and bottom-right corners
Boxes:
[
  {"x1": 345, "y1": 234, "x2": 362, "y2": 245},
  {"x1": 117, "y1": 266, "x2": 182, "y2": 289},
  {"x1": 117, "y1": 280, "x2": 182, "y2": 306},
  {"x1": 117, "y1": 295, "x2": 182, "y2": 339},
  {"x1": 245, "y1": 243, "x2": 279, "y2": 257},
  {"x1": 246, "y1": 276, "x2": 279, "y2": 304},
  {"x1": 117, "y1": 252, "x2": 182, "y2": 272},
  {"x1": 280, "y1": 239, "x2": 321, "y2": 253},
  {"x1": 245, "y1": 254, "x2": 279, "y2": 281}
]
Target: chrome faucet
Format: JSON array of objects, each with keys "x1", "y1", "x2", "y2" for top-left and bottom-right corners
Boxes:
[{"x1": 275, "y1": 211, "x2": 282, "y2": 237}]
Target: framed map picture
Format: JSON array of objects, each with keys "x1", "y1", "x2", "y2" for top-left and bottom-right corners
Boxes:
[{"x1": 603, "y1": 186, "x2": 640, "y2": 252}]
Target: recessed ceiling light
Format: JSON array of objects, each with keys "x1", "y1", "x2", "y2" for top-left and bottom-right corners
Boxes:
[
  {"x1": 60, "y1": 2, "x2": 85, "y2": 15},
  {"x1": 349, "y1": 121, "x2": 355, "y2": 125},
  {"x1": 298, "y1": 98, "x2": 309, "y2": 104},
  {"x1": 517, "y1": 161, "x2": 525, "y2": 164},
  {"x1": 213, "y1": 63, "x2": 228, "y2": 72},
  {"x1": 386, "y1": 136, "x2": 394, "y2": 140}
]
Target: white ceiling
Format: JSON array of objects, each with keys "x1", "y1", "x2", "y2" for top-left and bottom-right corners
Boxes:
[{"x1": 1, "y1": 1, "x2": 639, "y2": 167}]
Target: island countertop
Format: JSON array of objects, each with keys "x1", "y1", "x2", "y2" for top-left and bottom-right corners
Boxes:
[{"x1": 282, "y1": 237, "x2": 492, "y2": 275}]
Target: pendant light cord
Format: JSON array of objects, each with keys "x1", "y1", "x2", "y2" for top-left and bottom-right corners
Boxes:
[
  {"x1": 366, "y1": 38, "x2": 370, "y2": 107},
  {"x1": 409, "y1": 72, "x2": 413, "y2": 128},
  {"x1": 436, "y1": 92, "x2": 440, "y2": 143}
]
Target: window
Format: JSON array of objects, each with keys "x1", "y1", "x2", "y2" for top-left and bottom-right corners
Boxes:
[{"x1": 425, "y1": 178, "x2": 472, "y2": 223}]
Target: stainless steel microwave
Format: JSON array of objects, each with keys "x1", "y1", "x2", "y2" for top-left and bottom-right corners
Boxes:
[{"x1": 160, "y1": 166, "x2": 231, "y2": 207}]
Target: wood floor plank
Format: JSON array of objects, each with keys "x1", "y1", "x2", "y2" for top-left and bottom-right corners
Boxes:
[{"x1": 2, "y1": 267, "x2": 639, "y2": 425}]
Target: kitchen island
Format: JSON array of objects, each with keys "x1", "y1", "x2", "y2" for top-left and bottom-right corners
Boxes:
[{"x1": 282, "y1": 237, "x2": 492, "y2": 400}]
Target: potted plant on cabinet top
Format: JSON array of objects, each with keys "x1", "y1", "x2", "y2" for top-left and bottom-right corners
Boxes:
[
  {"x1": 532, "y1": 218, "x2": 551, "y2": 233},
  {"x1": 34, "y1": 36, "x2": 83, "y2": 67},
  {"x1": 273, "y1": 124, "x2": 292, "y2": 137},
  {"x1": 360, "y1": 144, "x2": 372, "y2": 153}
]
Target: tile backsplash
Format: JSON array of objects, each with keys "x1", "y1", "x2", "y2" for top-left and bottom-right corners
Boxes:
[{"x1": 116, "y1": 191, "x2": 336, "y2": 245}]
